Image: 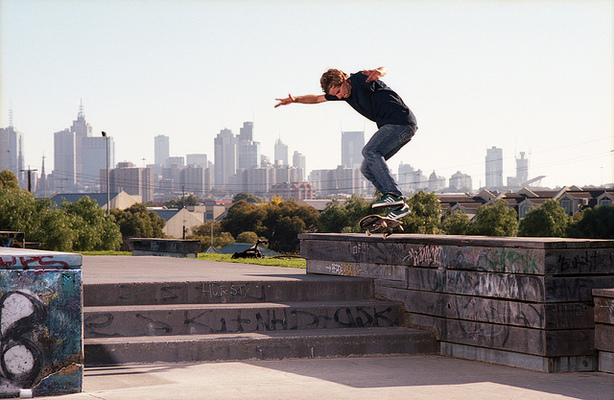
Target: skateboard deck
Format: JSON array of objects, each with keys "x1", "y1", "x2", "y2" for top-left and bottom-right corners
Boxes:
[{"x1": 359, "y1": 214, "x2": 404, "y2": 238}]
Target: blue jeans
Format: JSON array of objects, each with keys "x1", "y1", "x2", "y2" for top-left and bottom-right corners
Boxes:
[{"x1": 361, "y1": 124, "x2": 417, "y2": 197}]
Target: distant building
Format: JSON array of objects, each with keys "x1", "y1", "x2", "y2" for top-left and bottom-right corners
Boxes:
[
  {"x1": 485, "y1": 146, "x2": 503, "y2": 189},
  {"x1": 309, "y1": 166, "x2": 367, "y2": 197},
  {"x1": 398, "y1": 162, "x2": 415, "y2": 194},
  {"x1": 0, "y1": 125, "x2": 25, "y2": 187},
  {"x1": 449, "y1": 171, "x2": 472, "y2": 192},
  {"x1": 341, "y1": 131, "x2": 364, "y2": 169},
  {"x1": 270, "y1": 182, "x2": 316, "y2": 201},
  {"x1": 154, "y1": 135, "x2": 170, "y2": 166},
  {"x1": 274, "y1": 138, "x2": 288, "y2": 166},
  {"x1": 186, "y1": 153, "x2": 208, "y2": 168},
  {"x1": 53, "y1": 129, "x2": 76, "y2": 191},
  {"x1": 428, "y1": 171, "x2": 446, "y2": 192},
  {"x1": 292, "y1": 151, "x2": 306, "y2": 181},
  {"x1": 214, "y1": 128, "x2": 237, "y2": 187},
  {"x1": 107, "y1": 161, "x2": 154, "y2": 203}
]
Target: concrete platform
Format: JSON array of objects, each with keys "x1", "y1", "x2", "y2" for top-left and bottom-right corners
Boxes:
[
  {"x1": 57, "y1": 256, "x2": 614, "y2": 399},
  {"x1": 44, "y1": 356, "x2": 613, "y2": 400}
]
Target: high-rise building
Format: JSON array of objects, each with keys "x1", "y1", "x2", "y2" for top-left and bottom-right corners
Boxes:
[
  {"x1": 292, "y1": 151, "x2": 306, "y2": 181},
  {"x1": 0, "y1": 125, "x2": 25, "y2": 186},
  {"x1": 341, "y1": 131, "x2": 364, "y2": 169},
  {"x1": 53, "y1": 129, "x2": 76, "y2": 191},
  {"x1": 154, "y1": 135, "x2": 170, "y2": 166},
  {"x1": 239, "y1": 121, "x2": 253, "y2": 142},
  {"x1": 214, "y1": 128, "x2": 237, "y2": 187},
  {"x1": 398, "y1": 162, "x2": 415, "y2": 193},
  {"x1": 82, "y1": 135, "x2": 114, "y2": 190},
  {"x1": 181, "y1": 165, "x2": 205, "y2": 196},
  {"x1": 186, "y1": 154, "x2": 208, "y2": 168},
  {"x1": 108, "y1": 161, "x2": 153, "y2": 203},
  {"x1": 485, "y1": 146, "x2": 503, "y2": 189},
  {"x1": 274, "y1": 138, "x2": 288, "y2": 166}
]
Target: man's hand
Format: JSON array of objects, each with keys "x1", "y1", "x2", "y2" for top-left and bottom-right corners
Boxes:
[
  {"x1": 362, "y1": 67, "x2": 387, "y2": 83},
  {"x1": 275, "y1": 94, "x2": 294, "y2": 108}
]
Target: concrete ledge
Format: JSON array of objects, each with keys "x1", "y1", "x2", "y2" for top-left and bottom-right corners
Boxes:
[
  {"x1": 300, "y1": 233, "x2": 614, "y2": 372},
  {"x1": 593, "y1": 288, "x2": 614, "y2": 374},
  {"x1": 441, "y1": 342, "x2": 597, "y2": 373},
  {"x1": 84, "y1": 327, "x2": 438, "y2": 366},
  {"x1": 129, "y1": 238, "x2": 201, "y2": 258}
]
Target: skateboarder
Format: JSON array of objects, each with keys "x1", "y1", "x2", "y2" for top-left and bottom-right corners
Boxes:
[{"x1": 275, "y1": 67, "x2": 417, "y2": 219}]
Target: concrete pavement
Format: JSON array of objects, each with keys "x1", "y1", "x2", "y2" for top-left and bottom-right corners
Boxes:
[{"x1": 43, "y1": 256, "x2": 614, "y2": 399}]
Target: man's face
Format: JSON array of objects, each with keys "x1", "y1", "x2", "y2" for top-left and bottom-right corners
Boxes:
[{"x1": 328, "y1": 79, "x2": 351, "y2": 99}]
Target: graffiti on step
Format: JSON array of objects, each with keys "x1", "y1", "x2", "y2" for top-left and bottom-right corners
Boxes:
[
  {"x1": 84, "y1": 305, "x2": 400, "y2": 337},
  {"x1": 0, "y1": 291, "x2": 46, "y2": 389},
  {"x1": 0, "y1": 255, "x2": 70, "y2": 269}
]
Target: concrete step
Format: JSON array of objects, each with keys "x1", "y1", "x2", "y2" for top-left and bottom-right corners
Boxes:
[
  {"x1": 84, "y1": 278, "x2": 373, "y2": 307},
  {"x1": 84, "y1": 327, "x2": 439, "y2": 366},
  {"x1": 84, "y1": 300, "x2": 404, "y2": 338}
]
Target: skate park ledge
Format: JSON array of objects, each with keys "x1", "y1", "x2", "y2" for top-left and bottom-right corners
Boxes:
[{"x1": 299, "y1": 233, "x2": 614, "y2": 373}]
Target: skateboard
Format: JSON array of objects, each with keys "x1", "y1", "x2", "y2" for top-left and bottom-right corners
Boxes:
[{"x1": 359, "y1": 214, "x2": 404, "y2": 238}]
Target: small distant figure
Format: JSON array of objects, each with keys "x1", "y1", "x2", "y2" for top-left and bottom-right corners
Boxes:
[
  {"x1": 275, "y1": 67, "x2": 417, "y2": 220},
  {"x1": 231, "y1": 239, "x2": 269, "y2": 259}
]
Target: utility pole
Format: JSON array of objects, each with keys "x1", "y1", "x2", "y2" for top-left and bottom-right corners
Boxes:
[
  {"x1": 20, "y1": 166, "x2": 38, "y2": 192},
  {"x1": 102, "y1": 131, "x2": 110, "y2": 215}
]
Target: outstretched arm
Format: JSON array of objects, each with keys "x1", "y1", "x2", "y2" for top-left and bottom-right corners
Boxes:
[
  {"x1": 362, "y1": 66, "x2": 387, "y2": 82},
  {"x1": 275, "y1": 94, "x2": 327, "y2": 108}
]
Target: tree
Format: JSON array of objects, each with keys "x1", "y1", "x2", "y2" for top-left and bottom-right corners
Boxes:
[
  {"x1": 0, "y1": 170, "x2": 19, "y2": 190},
  {"x1": 236, "y1": 231, "x2": 259, "y2": 243},
  {"x1": 441, "y1": 209, "x2": 474, "y2": 235},
  {"x1": 401, "y1": 191, "x2": 442, "y2": 234},
  {"x1": 567, "y1": 205, "x2": 614, "y2": 239},
  {"x1": 61, "y1": 196, "x2": 122, "y2": 250},
  {"x1": 317, "y1": 195, "x2": 371, "y2": 233},
  {"x1": 232, "y1": 193, "x2": 262, "y2": 204},
  {"x1": 111, "y1": 203, "x2": 166, "y2": 250},
  {"x1": 473, "y1": 199, "x2": 518, "y2": 237},
  {"x1": 221, "y1": 198, "x2": 318, "y2": 253},
  {"x1": 518, "y1": 199, "x2": 569, "y2": 237}
]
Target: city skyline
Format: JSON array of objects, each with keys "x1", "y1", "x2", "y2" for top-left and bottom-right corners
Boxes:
[{"x1": 1, "y1": 1, "x2": 612, "y2": 189}]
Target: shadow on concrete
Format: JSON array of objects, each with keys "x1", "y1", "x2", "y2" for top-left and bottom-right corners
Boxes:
[{"x1": 242, "y1": 355, "x2": 614, "y2": 400}]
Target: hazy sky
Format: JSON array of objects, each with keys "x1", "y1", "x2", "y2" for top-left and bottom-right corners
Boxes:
[{"x1": 1, "y1": 0, "x2": 612, "y2": 189}]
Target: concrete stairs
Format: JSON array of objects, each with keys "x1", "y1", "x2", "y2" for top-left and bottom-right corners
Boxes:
[{"x1": 83, "y1": 278, "x2": 438, "y2": 366}]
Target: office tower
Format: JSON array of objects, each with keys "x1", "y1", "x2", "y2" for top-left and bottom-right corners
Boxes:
[
  {"x1": 214, "y1": 128, "x2": 237, "y2": 187},
  {"x1": 186, "y1": 154, "x2": 208, "y2": 168},
  {"x1": 239, "y1": 121, "x2": 253, "y2": 142},
  {"x1": 398, "y1": 162, "x2": 414, "y2": 193},
  {"x1": 0, "y1": 125, "x2": 25, "y2": 185},
  {"x1": 293, "y1": 151, "x2": 306, "y2": 181},
  {"x1": 516, "y1": 152, "x2": 529, "y2": 184},
  {"x1": 154, "y1": 135, "x2": 170, "y2": 166},
  {"x1": 485, "y1": 146, "x2": 503, "y2": 189},
  {"x1": 71, "y1": 103, "x2": 94, "y2": 187},
  {"x1": 181, "y1": 165, "x2": 205, "y2": 196},
  {"x1": 341, "y1": 131, "x2": 364, "y2": 169},
  {"x1": 237, "y1": 140, "x2": 260, "y2": 170},
  {"x1": 274, "y1": 138, "x2": 288, "y2": 166},
  {"x1": 109, "y1": 162, "x2": 154, "y2": 203},
  {"x1": 53, "y1": 129, "x2": 76, "y2": 191},
  {"x1": 82, "y1": 135, "x2": 115, "y2": 190}
]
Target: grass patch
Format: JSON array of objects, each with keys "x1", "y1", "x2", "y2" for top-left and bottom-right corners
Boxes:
[
  {"x1": 80, "y1": 250, "x2": 131, "y2": 256},
  {"x1": 80, "y1": 250, "x2": 306, "y2": 269},
  {"x1": 197, "y1": 253, "x2": 306, "y2": 269}
]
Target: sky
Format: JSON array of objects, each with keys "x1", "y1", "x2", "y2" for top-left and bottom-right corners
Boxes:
[{"x1": 1, "y1": 0, "x2": 612, "y2": 190}]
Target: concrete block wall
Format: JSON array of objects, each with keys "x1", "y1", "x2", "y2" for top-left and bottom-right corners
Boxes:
[
  {"x1": 300, "y1": 233, "x2": 614, "y2": 372},
  {"x1": 593, "y1": 288, "x2": 614, "y2": 374},
  {"x1": 0, "y1": 248, "x2": 83, "y2": 397}
]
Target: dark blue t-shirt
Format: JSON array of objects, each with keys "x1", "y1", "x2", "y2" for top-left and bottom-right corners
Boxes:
[{"x1": 325, "y1": 72, "x2": 417, "y2": 129}]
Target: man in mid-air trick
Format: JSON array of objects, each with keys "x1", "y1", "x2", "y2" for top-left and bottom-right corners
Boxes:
[{"x1": 275, "y1": 67, "x2": 417, "y2": 219}]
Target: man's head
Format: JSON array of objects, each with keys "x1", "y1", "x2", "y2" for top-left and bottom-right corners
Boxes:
[{"x1": 320, "y1": 69, "x2": 351, "y2": 98}]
